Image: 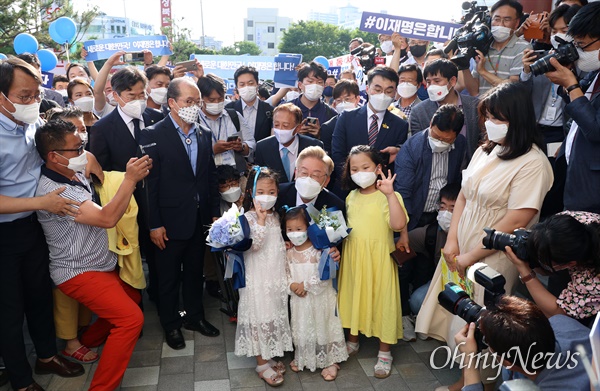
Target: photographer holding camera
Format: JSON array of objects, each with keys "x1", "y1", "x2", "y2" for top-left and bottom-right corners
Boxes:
[
  {"x1": 503, "y1": 210, "x2": 600, "y2": 327},
  {"x1": 455, "y1": 295, "x2": 591, "y2": 391}
]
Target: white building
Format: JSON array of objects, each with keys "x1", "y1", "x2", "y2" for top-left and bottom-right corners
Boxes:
[
  {"x1": 308, "y1": 10, "x2": 338, "y2": 25},
  {"x1": 81, "y1": 13, "x2": 155, "y2": 41},
  {"x1": 244, "y1": 8, "x2": 291, "y2": 56},
  {"x1": 192, "y1": 36, "x2": 223, "y2": 51},
  {"x1": 338, "y1": 4, "x2": 362, "y2": 29}
]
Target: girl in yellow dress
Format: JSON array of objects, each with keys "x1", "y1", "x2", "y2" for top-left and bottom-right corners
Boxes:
[{"x1": 338, "y1": 145, "x2": 408, "y2": 379}]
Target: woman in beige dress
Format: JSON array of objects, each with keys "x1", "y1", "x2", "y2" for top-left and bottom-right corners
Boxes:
[{"x1": 415, "y1": 82, "x2": 553, "y2": 389}]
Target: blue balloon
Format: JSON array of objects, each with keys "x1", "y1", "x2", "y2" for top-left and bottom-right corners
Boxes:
[
  {"x1": 313, "y1": 56, "x2": 330, "y2": 70},
  {"x1": 49, "y1": 22, "x2": 63, "y2": 45},
  {"x1": 52, "y1": 17, "x2": 77, "y2": 44},
  {"x1": 0, "y1": 53, "x2": 7, "y2": 60},
  {"x1": 14, "y1": 33, "x2": 39, "y2": 55},
  {"x1": 37, "y1": 49, "x2": 58, "y2": 72}
]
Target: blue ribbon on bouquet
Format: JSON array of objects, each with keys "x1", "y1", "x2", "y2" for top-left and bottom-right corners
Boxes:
[{"x1": 210, "y1": 214, "x2": 253, "y2": 290}]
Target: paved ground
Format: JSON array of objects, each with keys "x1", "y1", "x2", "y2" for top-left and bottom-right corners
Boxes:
[{"x1": 1, "y1": 293, "x2": 460, "y2": 391}]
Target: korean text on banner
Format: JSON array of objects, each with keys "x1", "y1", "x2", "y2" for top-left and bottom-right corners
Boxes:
[
  {"x1": 273, "y1": 53, "x2": 302, "y2": 88},
  {"x1": 83, "y1": 35, "x2": 173, "y2": 61},
  {"x1": 359, "y1": 11, "x2": 461, "y2": 43},
  {"x1": 41, "y1": 71, "x2": 54, "y2": 89}
]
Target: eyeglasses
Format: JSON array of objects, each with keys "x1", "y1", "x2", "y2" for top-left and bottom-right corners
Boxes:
[
  {"x1": 574, "y1": 37, "x2": 600, "y2": 50},
  {"x1": 491, "y1": 16, "x2": 515, "y2": 24},
  {"x1": 333, "y1": 98, "x2": 356, "y2": 105},
  {"x1": 296, "y1": 169, "x2": 328, "y2": 182},
  {"x1": 11, "y1": 90, "x2": 44, "y2": 104},
  {"x1": 53, "y1": 144, "x2": 85, "y2": 155},
  {"x1": 218, "y1": 180, "x2": 240, "y2": 192}
]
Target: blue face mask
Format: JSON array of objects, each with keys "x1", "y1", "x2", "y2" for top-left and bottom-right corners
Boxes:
[{"x1": 323, "y1": 86, "x2": 334, "y2": 97}]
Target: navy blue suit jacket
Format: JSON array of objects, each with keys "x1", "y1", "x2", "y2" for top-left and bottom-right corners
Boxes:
[
  {"x1": 394, "y1": 129, "x2": 466, "y2": 230},
  {"x1": 225, "y1": 99, "x2": 273, "y2": 142},
  {"x1": 331, "y1": 105, "x2": 409, "y2": 181},
  {"x1": 139, "y1": 118, "x2": 220, "y2": 240},
  {"x1": 254, "y1": 134, "x2": 323, "y2": 183},
  {"x1": 320, "y1": 114, "x2": 338, "y2": 156}
]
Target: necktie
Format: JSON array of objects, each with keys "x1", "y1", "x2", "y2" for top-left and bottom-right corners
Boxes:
[
  {"x1": 281, "y1": 147, "x2": 291, "y2": 181},
  {"x1": 132, "y1": 118, "x2": 141, "y2": 143},
  {"x1": 368, "y1": 113, "x2": 378, "y2": 146}
]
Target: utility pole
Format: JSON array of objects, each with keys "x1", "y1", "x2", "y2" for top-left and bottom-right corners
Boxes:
[{"x1": 200, "y1": 0, "x2": 205, "y2": 48}]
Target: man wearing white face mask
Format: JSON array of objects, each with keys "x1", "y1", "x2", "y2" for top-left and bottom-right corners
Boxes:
[
  {"x1": 320, "y1": 80, "x2": 361, "y2": 157},
  {"x1": 544, "y1": 1, "x2": 600, "y2": 214},
  {"x1": 226, "y1": 66, "x2": 274, "y2": 142},
  {"x1": 331, "y1": 67, "x2": 409, "y2": 198},
  {"x1": 287, "y1": 62, "x2": 337, "y2": 139},
  {"x1": 462, "y1": 0, "x2": 532, "y2": 97},
  {"x1": 410, "y1": 59, "x2": 480, "y2": 160},
  {"x1": 254, "y1": 103, "x2": 323, "y2": 183},
  {"x1": 144, "y1": 65, "x2": 172, "y2": 127},
  {"x1": 394, "y1": 64, "x2": 422, "y2": 118},
  {"x1": 198, "y1": 74, "x2": 255, "y2": 173}
]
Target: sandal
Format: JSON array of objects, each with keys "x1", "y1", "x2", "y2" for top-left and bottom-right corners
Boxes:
[
  {"x1": 60, "y1": 345, "x2": 99, "y2": 364},
  {"x1": 321, "y1": 363, "x2": 340, "y2": 381},
  {"x1": 374, "y1": 356, "x2": 393, "y2": 379},
  {"x1": 346, "y1": 341, "x2": 360, "y2": 356},
  {"x1": 257, "y1": 366, "x2": 284, "y2": 387},
  {"x1": 289, "y1": 359, "x2": 300, "y2": 372},
  {"x1": 270, "y1": 360, "x2": 286, "y2": 375}
]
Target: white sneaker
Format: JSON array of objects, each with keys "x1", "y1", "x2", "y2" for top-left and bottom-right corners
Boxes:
[
  {"x1": 417, "y1": 332, "x2": 430, "y2": 341},
  {"x1": 402, "y1": 315, "x2": 416, "y2": 342}
]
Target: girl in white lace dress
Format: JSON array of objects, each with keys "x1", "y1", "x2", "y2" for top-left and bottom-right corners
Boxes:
[
  {"x1": 234, "y1": 167, "x2": 293, "y2": 387},
  {"x1": 283, "y1": 207, "x2": 348, "y2": 381}
]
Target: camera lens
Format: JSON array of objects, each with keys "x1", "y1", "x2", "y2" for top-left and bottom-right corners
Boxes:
[
  {"x1": 530, "y1": 53, "x2": 556, "y2": 76},
  {"x1": 482, "y1": 229, "x2": 515, "y2": 251}
]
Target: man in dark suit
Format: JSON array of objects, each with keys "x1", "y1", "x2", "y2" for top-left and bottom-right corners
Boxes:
[
  {"x1": 409, "y1": 59, "x2": 480, "y2": 161},
  {"x1": 331, "y1": 66, "x2": 409, "y2": 194},
  {"x1": 275, "y1": 145, "x2": 346, "y2": 215},
  {"x1": 545, "y1": 1, "x2": 600, "y2": 214},
  {"x1": 140, "y1": 78, "x2": 221, "y2": 350},
  {"x1": 225, "y1": 66, "x2": 273, "y2": 142},
  {"x1": 254, "y1": 103, "x2": 323, "y2": 183},
  {"x1": 320, "y1": 79, "x2": 361, "y2": 156}
]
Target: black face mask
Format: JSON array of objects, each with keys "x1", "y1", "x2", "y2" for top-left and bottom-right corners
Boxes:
[{"x1": 409, "y1": 44, "x2": 427, "y2": 58}]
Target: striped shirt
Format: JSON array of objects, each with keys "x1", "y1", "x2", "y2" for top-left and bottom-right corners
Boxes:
[
  {"x1": 472, "y1": 34, "x2": 532, "y2": 96},
  {"x1": 423, "y1": 147, "x2": 451, "y2": 212},
  {"x1": 36, "y1": 167, "x2": 116, "y2": 285}
]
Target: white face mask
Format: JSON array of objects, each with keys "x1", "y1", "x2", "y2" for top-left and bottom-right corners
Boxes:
[
  {"x1": 2, "y1": 93, "x2": 40, "y2": 124},
  {"x1": 79, "y1": 132, "x2": 88, "y2": 147},
  {"x1": 149, "y1": 87, "x2": 168, "y2": 105},
  {"x1": 73, "y1": 96, "x2": 94, "y2": 112},
  {"x1": 437, "y1": 210, "x2": 452, "y2": 232},
  {"x1": 303, "y1": 84, "x2": 324, "y2": 101},
  {"x1": 57, "y1": 89, "x2": 68, "y2": 98},
  {"x1": 351, "y1": 170, "x2": 377, "y2": 189},
  {"x1": 295, "y1": 176, "x2": 324, "y2": 200},
  {"x1": 220, "y1": 187, "x2": 241, "y2": 203},
  {"x1": 273, "y1": 128, "x2": 295, "y2": 144},
  {"x1": 204, "y1": 101, "x2": 224, "y2": 115},
  {"x1": 286, "y1": 90, "x2": 300, "y2": 101},
  {"x1": 576, "y1": 48, "x2": 600, "y2": 72},
  {"x1": 428, "y1": 135, "x2": 453, "y2": 153},
  {"x1": 491, "y1": 25, "x2": 512, "y2": 42},
  {"x1": 119, "y1": 97, "x2": 146, "y2": 118},
  {"x1": 485, "y1": 120, "x2": 509, "y2": 143},
  {"x1": 427, "y1": 84, "x2": 450, "y2": 102},
  {"x1": 177, "y1": 103, "x2": 200, "y2": 124},
  {"x1": 254, "y1": 194, "x2": 277, "y2": 210},
  {"x1": 107, "y1": 94, "x2": 117, "y2": 106},
  {"x1": 335, "y1": 101, "x2": 356, "y2": 114},
  {"x1": 238, "y1": 86, "x2": 258, "y2": 102},
  {"x1": 397, "y1": 82, "x2": 418, "y2": 99},
  {"x1": 287, "y1": 231, "x2": 308, "y2": 247},
  {"x1": 380, "y1": 40, "x2": 394, "y2": 54},
  {"x1": 369, "y1": 92, "x2": 394, "y2": 112},
  {"x1": 56, "y1": 150, "x2": 88, "y2": 173},
  {"x1": 550, "y1": 33, "x2": 572, "y2": 50}
]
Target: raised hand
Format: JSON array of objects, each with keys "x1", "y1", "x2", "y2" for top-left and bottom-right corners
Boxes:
[{"x1": 376, "y1": 168, "x2": 396, "y2": 195}]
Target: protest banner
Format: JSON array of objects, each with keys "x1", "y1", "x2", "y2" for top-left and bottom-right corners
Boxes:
[
  {"x1": 191, "y1": 53, "x2": 302, "y2": 82},
  {"x1": 41, "y1": 71, "x2": 54, "y2": 89},
  {"x1": 83, "y1": 35, "x2": 172, "y2": 61},
  {"x1": 359, "y1": 11, "x2": 461, "y2": 43},
  {"x1": 273, "y1": 53, "x2": 302, "y2": 88},
  {"x1": 327, "y1": 66, "x2": 341, "y2": 79}
]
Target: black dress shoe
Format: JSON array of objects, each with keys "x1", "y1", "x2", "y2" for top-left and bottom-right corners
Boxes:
[
  {"x1": 184, "y1": 319, "x2": 220, "y2": 337},
  {"x1": 34, "y1": 355, "x2": 84, "y2": 377},
  {"x1": 165, "y1": 328, "x2": 186, "y2": 350}
]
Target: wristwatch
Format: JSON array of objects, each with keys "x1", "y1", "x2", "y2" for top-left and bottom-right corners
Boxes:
[{"x1": 519, "y1": 270, "x2": 536, "y2": 284}]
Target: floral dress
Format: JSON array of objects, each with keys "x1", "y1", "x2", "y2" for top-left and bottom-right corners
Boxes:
[
  {"x1": 234, "y1": 211, "x2": 293, "y2": 359},
  {"x1": 286, "y1": 246, "x2": 348, "y2": 371}
]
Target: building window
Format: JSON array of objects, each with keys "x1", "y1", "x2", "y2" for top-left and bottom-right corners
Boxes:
[
  {"x1": 247, "y1": 20, "x2": 253, "y2": 27},
  {"x1": 247, "y1": 34, "x2": 254, "y2": 41},
  {"x1": 268, "y1": 26, "x2": 275, "y2": 33},
  {"x1": 280, "y1": 28, "x2": 286, "y2": 32},
  {"x1": 268, "y1": 42, "x2": 275, "y2": 49}
]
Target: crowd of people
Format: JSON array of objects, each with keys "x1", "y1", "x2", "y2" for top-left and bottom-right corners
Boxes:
[{"x1": 1, "y1": 0, "x2": 600, "y2": 390}]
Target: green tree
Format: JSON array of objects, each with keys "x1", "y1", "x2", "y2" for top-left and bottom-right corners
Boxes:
[
  {"x1": 279, "y1": 20, "x2": 357, "y2": 61},
  {"x1": 0, "y1": 0, "x2": 97, "y2": 59},
  {"x1": 348, "y1": 29, "x2": 381, "y2": 48},
  {"x1": 220, "y1": 41, "x2": 261, "y2": 56}
]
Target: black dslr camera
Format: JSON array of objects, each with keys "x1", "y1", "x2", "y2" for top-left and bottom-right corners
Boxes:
[
  {"x1": 438, "y1": 264, "x2": 506, "y2": 350},
  {"x1": 482, "y1": 227, "x2": 536, "y2": 268},
  {"x1": 350, "y1": 43, "x2": 377, "y2": 74},
  {"x1": 530, "y1": 36, "x2": 579, "y2": 76},
  {"x1": 444, "y1": 1, "x2": 493, "y2": 70}
]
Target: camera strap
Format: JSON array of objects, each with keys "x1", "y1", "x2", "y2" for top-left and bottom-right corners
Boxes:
[{"x1": 487, "y1": 45, "x2": 509, "y2": 75}]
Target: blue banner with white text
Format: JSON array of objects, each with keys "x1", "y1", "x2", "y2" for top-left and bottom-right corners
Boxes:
[
  {"x1": 83, "y1": 35, "x2": 172, "y2": 61},
  {"x1": 273, "y1": 53, "x2": 302, "y2": 87},
  {"x1": 190, "y1": 54, "x2": 301, "y2": 81},
  {"x1": 41, "y1": 71, "x2": 54, "y2": 89},
  {"x1": 359, "y1": 11, "x2": 461, "y2": 43}
]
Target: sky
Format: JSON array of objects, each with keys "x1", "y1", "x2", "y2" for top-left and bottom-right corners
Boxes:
[{"x1": 75, "y1": 0, "x2": 474, "y2": 46}]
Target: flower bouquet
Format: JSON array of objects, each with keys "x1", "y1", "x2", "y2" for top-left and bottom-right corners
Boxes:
[
  {"x1": 206, "y1": 204, "x2": 252, "y2": 289},
  {"x1": 306, "y1": 204, "x2": 351, "y2": 282}
]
